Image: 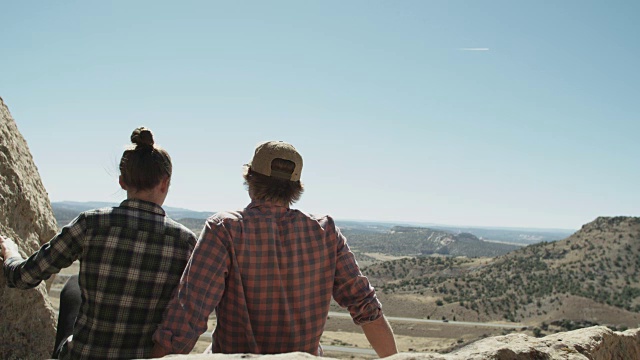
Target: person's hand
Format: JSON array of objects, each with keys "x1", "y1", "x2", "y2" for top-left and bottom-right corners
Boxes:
[
  {"x1": 150, "y1": 343, "x2": 170, "y2": 358},
  {"x1": 0, "y1": 235, "x2": 21, "y2": 261}
]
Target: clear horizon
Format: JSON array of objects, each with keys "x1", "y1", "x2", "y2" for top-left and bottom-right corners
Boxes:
[
  {"x1": 49, "y1": 200, "x2": 577, "y2": 233},
  {"x1": 2, "y1": 1, "x2": 638, "y2": 230}
]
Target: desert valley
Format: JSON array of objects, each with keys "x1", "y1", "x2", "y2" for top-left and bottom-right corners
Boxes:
[{"x1": 49, "y1": 202, "x2": 640, "y2": 358}]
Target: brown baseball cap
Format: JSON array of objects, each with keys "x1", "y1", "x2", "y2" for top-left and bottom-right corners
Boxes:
[{"x1": 249, "y1": 141, "x2": 303, "y2": 181}]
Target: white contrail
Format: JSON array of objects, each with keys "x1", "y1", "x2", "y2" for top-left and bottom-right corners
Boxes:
[{"x1": 459, "y1": 48, "x2": 490, "y2": 51}]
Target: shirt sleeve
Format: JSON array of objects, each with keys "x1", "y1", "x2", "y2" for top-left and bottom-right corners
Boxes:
[
  {"x1": 330, "y1": 219, "x2": 383, "y2": 326},
  {"x1": 3, "y1": 214, "x2": 85, "y2": 289},
  {"x1": 153, "y1": 218, "x2": 231, "y2": 354}
]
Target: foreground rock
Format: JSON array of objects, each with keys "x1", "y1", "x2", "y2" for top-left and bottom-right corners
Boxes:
[
  {"x1": 0, "y1": 96, "x2": 58, "y2": 359},
  {"x1": 427, "y1": 326, "x2": 640, "y2": 360},
  {"x1": 165, "y1": 326, "x2": 639, "y2": 360}
]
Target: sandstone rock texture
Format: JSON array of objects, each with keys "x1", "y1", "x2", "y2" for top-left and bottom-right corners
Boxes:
[
  {"x1": 164, "y1": 326, "x2": 640, "y2": 360},
  {"x1": 423, "y1": 326, "x2": 640, "y2": 360},
  {"x1": 0, "y1": 96, "x2": 58, "y2": 359}
]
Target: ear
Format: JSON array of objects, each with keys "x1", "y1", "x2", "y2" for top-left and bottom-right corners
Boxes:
[
  {"x1": 119, "y1": 176, "x2": 127, "y2": 190},
  {"x1": 159, "y1": 176, "x2": 171, "y2": 194}
]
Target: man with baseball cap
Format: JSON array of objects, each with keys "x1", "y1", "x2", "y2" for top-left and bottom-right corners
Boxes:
[{"x1": 152, "y1": 141, "x2": 398, "y2": 357}]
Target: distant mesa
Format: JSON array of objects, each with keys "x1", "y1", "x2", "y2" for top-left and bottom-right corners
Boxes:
[{"x1": 345, "y1": 225, "x2": 521, "y2": 258}]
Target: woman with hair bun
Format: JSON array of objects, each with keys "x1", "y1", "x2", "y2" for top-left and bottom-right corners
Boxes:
[{"x1": 0, "y1": 127, "x2": 197, "y2": 360}]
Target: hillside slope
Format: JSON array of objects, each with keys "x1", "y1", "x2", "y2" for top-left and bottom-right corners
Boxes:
[{"x1": 363, "y1": 217, "x2": 640, "y2": 330}]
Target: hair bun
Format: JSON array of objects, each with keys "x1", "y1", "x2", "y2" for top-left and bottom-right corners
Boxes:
[{"x1": 131, "y1": 127, "x2": 155, "y2": 147}]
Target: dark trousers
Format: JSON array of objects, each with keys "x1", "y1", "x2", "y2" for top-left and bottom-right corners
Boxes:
[{"x1": 52, "y1": 275, "x2": 81, "y2": 359}]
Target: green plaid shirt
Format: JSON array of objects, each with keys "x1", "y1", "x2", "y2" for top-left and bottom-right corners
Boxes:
[{"x1": 3, "y1": 199, "x2": 197, "y2": 360}]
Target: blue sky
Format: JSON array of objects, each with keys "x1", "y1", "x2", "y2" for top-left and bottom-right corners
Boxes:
[{"x1": 1, "y1": 1, "x2": 638, "y2": 229}]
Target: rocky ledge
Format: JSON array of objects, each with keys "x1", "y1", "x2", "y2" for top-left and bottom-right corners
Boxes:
[{"x1": 163, "y1": 326, "x2": 639, "y2": 360}]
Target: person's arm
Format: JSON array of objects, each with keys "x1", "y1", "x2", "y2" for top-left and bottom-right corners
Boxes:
[
  {"x1": 329, "y1": 218, "x2": 398, "y2": 357},
  {"x1": 152, "y1": 219, "x2": 231, "y2": 356},
  {"x1": 361, "y1": 315, "x2": 398, "y2": 358},
  {"x1": 2, "y1": 215, "x2": 84, "y2": 289}
]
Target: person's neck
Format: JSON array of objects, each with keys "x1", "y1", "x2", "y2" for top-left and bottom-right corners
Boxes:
[
  {"x1": 250, "y1": 197, "x2": 289, "y2": 207},
  {"x1": 127, "y1": 190, "x2": 164, "y2": 206}
]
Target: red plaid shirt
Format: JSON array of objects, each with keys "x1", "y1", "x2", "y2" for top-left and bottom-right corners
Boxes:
[{"x1": 153, "y1": 200, "x2": 382, "y2": 355}]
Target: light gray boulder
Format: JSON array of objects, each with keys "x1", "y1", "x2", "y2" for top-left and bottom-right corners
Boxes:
[
  {"x1": 420, "y1": 325, "x2": 640, "y2": 360},
  {"x1": 0, "y1": 96, "x2": 58, "y2": 360}
]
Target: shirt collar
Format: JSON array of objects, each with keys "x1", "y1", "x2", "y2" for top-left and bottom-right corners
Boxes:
[
  {"x1": 247, "y1": 199, "x2": 290, "y2": 211},
  {"x1": 119, "y1": 198, "x2": 166, "y2": 216}
]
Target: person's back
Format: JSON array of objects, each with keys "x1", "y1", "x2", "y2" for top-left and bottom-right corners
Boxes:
[
  {"x1": 153, "y1": 141, "x2": 397, "y2": 357},
  {"x1": 67, "y1": 202, "x2": 194, "y2": 359},
  {"x1": 204, "y1": 202, "x2": 379, "y2": 354},
  {"x1": 1, "y1": 127, "x2": 197, "y2": 360}
]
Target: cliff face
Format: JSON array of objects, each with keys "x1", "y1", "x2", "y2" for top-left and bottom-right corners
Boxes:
[{"x1": 0, "y1": 96, "x2": 58, "y2": 359}]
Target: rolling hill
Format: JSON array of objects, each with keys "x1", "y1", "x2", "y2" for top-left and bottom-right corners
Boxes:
[{"x1": 362, "y1": 216, "x2": 640, "y2": 331}]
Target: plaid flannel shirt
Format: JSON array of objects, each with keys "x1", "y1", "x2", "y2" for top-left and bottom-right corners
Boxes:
[
  {"x1": 153, "y1": 200, "x2": 382, "y2": 355},
  {"x1": 3, "y1": 199, "x2": 197, "y2": 360}
]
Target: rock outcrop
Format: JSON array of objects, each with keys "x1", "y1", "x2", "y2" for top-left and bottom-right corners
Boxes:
[
  {"x1": 166, "y1": 326, "x2": 639, "y2": 360},
  {"x1": 424, "y1": 325, "x2": 640, "y2": 360},
  {"x1": 0, "y1": 96, "x2": 58, "y2": 359}
]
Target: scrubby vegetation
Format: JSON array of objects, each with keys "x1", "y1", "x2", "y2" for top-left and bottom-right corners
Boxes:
[{"x1": 362, "y1": 217, "x2": 640, "y2": 325}]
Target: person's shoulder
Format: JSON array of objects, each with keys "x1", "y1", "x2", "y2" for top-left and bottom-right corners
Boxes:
[
  {"x1": 207, "y1": 210, "x2": 244, "y2": 226},
  {"x1": 70, "y1": 206, "x2": 114, "y2": 224},
  {"x1": 301, "y1": 210, "x2": 332, "y2": 223},
  {"x1": 293, "y1": 209, "x2": 337, "y2": 230},
  {"x1": 164, "y1": 216, "x2": 197, "y2": 237},
  {"x1": 81, "y1": 206, "x2": 115, "y2": 217},
  {"x1": 59, "y1": 206, "x2": 116, "y2": 231}
]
